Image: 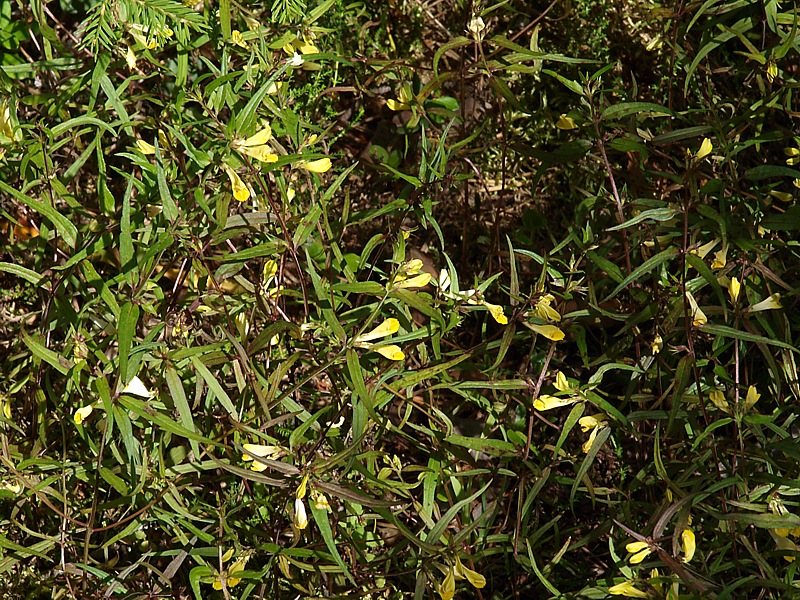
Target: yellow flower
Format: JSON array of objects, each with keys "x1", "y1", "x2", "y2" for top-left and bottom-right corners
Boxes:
[
  {"x1": 685, "y1": 291, "x2": 707, "y2": 326},
  {"x1": 745, "y1": 385, "x2": 760, "y2": 410},
  {"x1": 233, "y1": 125, "x2": 278, "y2": 163},
  {"x1": 121, "y1": 375, "x2": 155, "y2": 399},
  {"x1": 293, "y1": 497, "x2": 309, "y2": 529},
  {"x1": 681, "y1": 528, "x2": 696, "y2": 562},
  {"x1": 454, "y1": 557, "x2": 485, "y2": 589},
  {"x1": 527, "y1": 323, "x2": 565, "y2": 340},
  {"x1": 466, "y1": 16, "x2": 487, "y2": 40},
  {"x1": 770, "y1": 190, "x2": 793, "y2": 202},
  {"x1": 223, "y1": 165, "x2": 250, "y2": 202},
  {"x1": 0, "y1": 481, "x2": 20, "y2": 494},
  {"x1": 231, "y1": 30, "x2": 248, "y2": 49},
  {"x1": 296, "y1": 473, "x2": 309, "y2": 499},
  {"x1": 554, "y1": 371, "x2": 571, "y2": 392},
  {"x1": 690, "y1": 239, "x2": 717, "y2": 260},
  {"x1": 626, "y1": 541, "x2": 653, "y2": 564},
  {"x1": 0, "y1": 100, "x2": 12, "y2": 140},
  {"x1": 73, "y1": 404, "x2": 94, "y2": 425},
  {"x1": 242, "y1": 443, "x2": 283, "y2": 472},
  {"x1": 301, "y1": 157, "x2": 332, "y2": 173},
  {"x1": 556, "y1": 114, "x2": 578, "y2": 130},
  {"x1": 311, "y1": 491, "x2": 330, "y2": 511},
  {"x1": 771, "y1": 529, "x2": 799, "y2": 562},
  {"x1": 125, "y1": 46, "x2": 137, "y2": 69},
  {"x1": 749, "y1": 293, "x2": 782, "y2": 312},
  {"x1": 210, "y1": 550, "x2": 250, "y2": 590},
  {"x1": 609, "y1": 580, "x2": 649, "y2": 598},
  {"x1": 695, "y1": 137, "x2": 713, "y2": 160},
  {"x1": 484, "y1": 302, "x2": 508, "y2": 325},
  {"x1": 438, "y1": 566, "x2": 456, "y2": 600},
  {"x1": 533, "y1": 395, "x2": 577, "y2": 411},
  {"x1": 651, "y1": 333, "x2": 663, "y2": 354},
  {"x1": 582, "y1": 425, "x2": 601, "y2": 453},
  {"x1": 395, "y1": 273, "x2": 432, "y2": 289},
  {"x1": 373, "y1": 344, "x2": 405, "y2": 361},
  {"x1": 535, "y1": 294, "x2": 561, "y2": 322},
  {"x1": 387, "y1": 98, "x2": 411, "y2": 111},
  {"x1": 711, "y1": 246, "x2": 727, "y2": 269},
  {"x1": 785, "y1": 147, "x2": 800, "y2": 166},
  {"x1": 708, "y1": 389, "x2": 730, "y2": 413},
  {"x1": 579, "y1": 413, "x2": 606, "y2": 432},
  {"x1": 1, "y1": 395, "x2": 10, "y2": 420},
  {"x1": 767, "y1": 61, "x2": 778, "y2": 82},
  {"x1": 728, "y1": 276, "x2": 741, "y2": 303},
  {"x1": 135, "y1": 139, "x2": 156, "y2": 155},
  {"x1": 355, "y1": 318, "x2": 399, "y2": 343}
]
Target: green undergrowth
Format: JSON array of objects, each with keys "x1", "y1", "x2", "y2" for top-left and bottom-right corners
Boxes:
[{"x1": 2, "y1": 1, "x2": 800, "y2": 598}]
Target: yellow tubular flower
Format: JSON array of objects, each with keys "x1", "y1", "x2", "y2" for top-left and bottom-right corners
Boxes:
[
  {"x1": 681, "y1": 528, "x2": 696, "y2": 562},
  {"x1": 395, "y1": 273, "x2": 432, "y2": 289},
  {"x1": 651, "y1": 333, "x2": 663, "y2": 354},
  {"x1": 609, "y1": 580, "x2": 649, "y2": 598},
  {"x1": 438, "y1": 567, "x2": 456, "y2": 600},
  {"x1": 535, "y1": 294, "x2": 562, "y2": 322},
  {"x1": 234, "y1": 125, "x2": 278, "y2": 163},
  {"x1": 556, "y1": 114, "x2": 578, "y2": 130},
  {"x1": 135, "y1": 139, "x2": 156, "y2": 155},
  {"x1": 711, "y1": 246, "x2": 727, "y2": 269},
  {"x1": 554, "y1": 371, "x2": 570, "y2": 392},
  {"x1": 312, "y1": 491, "x2": 330, "y2": 511},
  {"x1": 484, "y1": 302, "x2": 508, "y2": 325},
  {"x1": 373, "y1": 345, "x2": 405, "y2": 361},
  {"x1": 242, "y1": 444, "x2": 282, "y2": 471},
  {"x1": 73, "y1": 405, "x2": 94, "y2": 425},
  {"x1": 695, "y1": 137, "x2": 713, "y2": 160},
  {"x1": 626, "y1": 541, "x2": 653, "y2": 564},
  {"x1": 533, "y1": 395, "x2": 577, "y2": 411},
  {"x1": 121, "y1": 375, "x2": 156, "y2": 399},
  {"x1": 685, "y1": 291, "x2": 707, "y2": 326},
  {"x1": 527, "y1": 323, "x2": 565, "y2": 341},
  {"x1": 749, "y1": 293, "x2": 782, "y2": 312},
  {"x1": 728, "y1": 276, "x2": 741, "y2": 302},
  {"x1": 355, "y1": 318, "x2": 399, "y2": 343},
  {"x1": 582, "y1": 426, "x2": 600, "y2": 453},
  {"x1": 745, "y1": 385, "x2": 760, "y2": 410},
  {"x1": 785, "y1": 147, "x2": 800, "y2": 166},
  {"x1": 293, "y1": 497, "x2": 309, "y2": 529},
  {"x1": 223, "y1": 165, "x2": 250, "y2": 202},
  {"x1": 454, "y1": 557, "x2": 486, "y2": 589},
  {"x1": 708, "y1": 389, "x2": 730, "y2": 413},
  {"x1": 301, "y1": 157, "x2": 332, "y2": 173}
]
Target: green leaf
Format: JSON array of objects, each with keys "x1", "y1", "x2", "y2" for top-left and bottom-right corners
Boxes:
[
  {"x1": 190, "y1": 355, "x2": 238, "y2": 419},
  {"x1": 117, "y1": 302, "x2": 139, "y2": 384},
  {"x1": 0, "y1": 262, "x2": 43, "y2": 285},
  {"x1": 606, "y1": 207, "x2": 679, "y2": 231},
  {"x1": 602, "y1": 246, "x2": 679, "y2": 302},
  {"x1": 0, "y1": 180, "x2": 77, "y2": 247},
  {"x1": 444, "y1": 435, "x2": 516, "y2": 456},
  {"x1": 601, "y1": 102, "x2": 676, "y2": 121},
  {"x1": 309, "y1": 502, "x2": 356, "y2": 585},
  {"x1": 165, "y1": 365, "x2": 200, "y2": 458},
  {"x1": 699, "y1": 323, "x2": 799, "y2": 352}
]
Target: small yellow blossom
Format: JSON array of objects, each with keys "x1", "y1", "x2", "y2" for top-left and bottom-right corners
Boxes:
[
  {"x1": 223, "y1": 165, "x2": 250, "y2": 202},
  {"x1": 0, "y1": 481, "x2": 20, "y2": 494},
  {"x1": 484, "y1": 302, "x2": 508, "y2": 325},
  {"x1": 394, "y1": 259, "x2": 433, "y2": 289},
  {"x1": 135, "y1": 139, "x2": 156, "y2": 155},
  {"x1": 296, "y1": 474, "x2": 309, "y2": 499},
  {"x1": 785, "y1": 147, "x2": 800, "y2": 166},
  {"x1": 373, "y1": 344, "x2": 405, "y2": 360},
  {"x1": 626, "y1": 541, "x2": 653, "y2": 564},
  {"x1": 767, "y1": 61, "x2": 778, "y2": 83},
  {"x1": 438, "y1": 566, "x2": 456, "y2": 600},
  {"x1": 1, "y1": 395, "x2": 10, "y2": 419},
  {"x1": 395, "y1": 273, "x2": 432, "y2": 289},
  {"x1": 355, "y1": 318, "x2": 399, "y2": 343},
  {"x1": 685, "y1": 291, "x2": 707, "y2": 326},
  {"x1": 73, "y1": 404, "x2": 94, "y2": 425},
  {"x1": 0, "y1": 100, "x2": 13, "y2": 140},
  {"x1": 242, "y1": 443, "x2": 283, "y2": 472},
  {"x1": 695, "y1": 137, "x2": 713, "y2": 160},
  {"x1": 125, "y1": 46, "x2": 137, "y2": 69},
  {"x1": 770, "y1": 190, "x2": 793, "y2": 202},
  {"x1": 711, "y1": 246, "x2": 727, "y2": 269},
  {"x1": 771, "y1": 529, "x2": 799, "y2": 562},
  {"x1": 554, "y1": 371, "x2": 570, "y2": 392},
  {"x1": 745, "y1": 385, "x2": 760, "y2": 410},
  {"x1": 609, "y1": 580, "x2": 649, "y2": 598},
  {"x1": 387, "y1": 86, "x2": 413, "y2": 111},
  {"x1": 121, "y1": 376, "x2": 156, "y2": 399},
  {"x1": 387, "y1": 98, "x2": 411, "y2": 111},
  {"x1": 527, "y1": 323, "x2": 565, "y2": 340},
  {"x1": 233, "y1": 125, "x2": 278, "y2": 163},
  {"x1": 533, "y1": 395, "x2": 577, "y2": 411},
  {"x1": 231, "y1": 30, "x2": 248, "y2": 49},
  {"x1": 681, "y1": 528, "x2": 696, "y2": 562},
  {"x1": 579, "y1": 414, "x2": 606, "y2": 432},
  {"x1": 454, "y1": 557, "x2": 486, "y2": 589},
  {"x1": 301, "y1": 157, "x2": 332, "y2": 173},
  {"x1": 556, "y1": 114, "x2": 578, "y2": 130},
  {"x1": 749, "y1": 293, "x2": 782, "y2": 312},
  {"x1": 311, "y1": 491, "x2": 330, "y2": 511},
  {"x1": 709, "y1": 389, "x2": 730, "y2": 413},
  {"x1": 210, "y1": 551, "x2": 250, "y2": 590},
  {"x1": 294, "y1": 497, "x2": 309, "y2": 529},
  {"x1": 651, "y1": 333, "x2": 663, "y2": 354},
  {"x1": 728, "y1": 276, "x2": 741, "y2": 302},
  {"x1": 466, "y1": 16, "x2": 487, "y2": 41},
  {"x1": 690, "y1": 239, "x2": 718, "y2": 260},
  {"x1": 535, "y1": 294, "x2": 561, "y2": 322}
]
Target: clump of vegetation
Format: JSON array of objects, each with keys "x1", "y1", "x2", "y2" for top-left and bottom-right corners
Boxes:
[{"x1": 2, "y1": 0, "x2": 800, "y2": 598}]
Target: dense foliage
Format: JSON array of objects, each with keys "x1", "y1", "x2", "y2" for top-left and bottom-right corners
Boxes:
[{"x1": 2, "y1": 0, "x2": 800, "y2": 598}]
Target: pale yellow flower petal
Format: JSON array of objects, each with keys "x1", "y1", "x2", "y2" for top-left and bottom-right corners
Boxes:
[
  {"x1": 745, "y1": 385, "x2": 760, "y2": 410},
  {"x1": 681, "y1": 528, "x2": 696, "y2": 562},
  {"x1": 728, "y1": 276, "x2": 741, "y2": 302},
  {"x1": 293, "y1": 497, "x2": 308, "y2": 529},
  {"x1": 386, "y1": 99, "x2": 410, "y2": 111},
  {"x1": 528, "y1": 323, "x2": 565, "y2": 340},
  {"x1": 396, "y1": 273, "x2": 432, "y2": 289},
  {"x1": 695, "y1": 137, "x2": 713, "y2": 160},
  {"x1": 709, "y1": 389, "x2": 730, "y2": 413},
  {"x1": 312, "y1": 491, "x2": 330, "y2": 511},
  {"x1": 296, "y1": 474, "x2": 309, "y2": 499},
  {"x1": 121, "y1": 376, "x2": 155, "y2": 399},
  {"x1": 691, "y1": 239, "x2": 718, "y2": 260},
  {"x1": 373, "y1": 345, "x2": 405, "y2": 360},
  {"x1": 223, "y1": 165, "x2": 250, "y2": 202},
  {"x1": 554, "y1": 371, "x2": 570, "y2": 392},
  {"x1": 750, "y1": 293, "x2": 782, "y2": 312},
  {"x1": 579, "y1": 414, "x2": 603, "y2": 432},
  {"x1": 135, "y1": 139, "x2": 156, "y2": 155},
  {"x1": 74, "y1": 404, "x2": 93, "y2": 425},
  {"x1": 125, "y1": 46, "x2": 137, "y2": 69},
  {"x1": 355, "y1": 318, "x2": 400, "y2": 343},
  {"x1": 770, "y1": 190, "x2": 793, "y2": 203},
  {"x1": 301, "y1": 158, "x2": 332, "y2": 173},
  {"x1": 609, "y1": 580, "x2": 650, "y2": 598},
  {"x1": 231, "y1": 30, "x2": 248, "y2": 49},
  {"x1": 533, "y1": 395, "x2": 577, "y2": 411},
  {"x1": 484, "y1": 302, "x2": 508, "y2": 325},
  {"x1": 629, "y1": 548, "x2": 653, "y2": 564},
  {"x1": 711, "y1": 246, "x2": 727, "y2": 269},
  {"x1": 556, "y1": 114, "x2": 578, "y2": 130},
  {"x1": 651, "y1": 333, "x2": 663, "y2": 354},
  {"x1": 582, "y1": 425, "x2": 600, "y2": 453},
  {"x1": 685, "y1": 291, "x2": 707, "y2": 326},
  {"x1": 0, "y1": 481, "x2": 20, "y2": 494},
  {"x1": 455, "y1": 557, "x2": 486, "y2": 589},
  {"x1": 439, "y1": 567, "x2": 456, "y2": 600}
]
